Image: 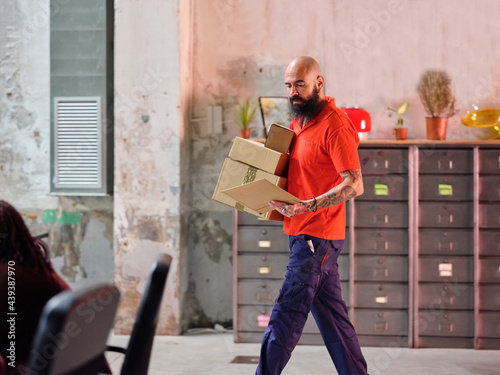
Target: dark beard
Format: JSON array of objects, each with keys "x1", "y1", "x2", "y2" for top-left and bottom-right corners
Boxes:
[{"x1": 289, "y1": 87, "x2": 321, "y2": 119}]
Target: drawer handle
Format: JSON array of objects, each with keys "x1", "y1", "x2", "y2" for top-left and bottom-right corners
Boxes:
[
  {"x1": 438, "y1": 214, "x2": 453, "y2": 224},
  {"x1": 374, "y1": 322, "x2": 388, "y2": 332},
  {"x1": 261, "y1": 229, "x2": 267, "y2": 235},
  {"x1": 438, "y1": 160, "x2": 453, "y2": 170},
  {"x1": 374, "y1": 214, "x2": 389, "y2": 224},
  {"x1": 438, "y1": 323, "x2": 453, "y2": 333}
]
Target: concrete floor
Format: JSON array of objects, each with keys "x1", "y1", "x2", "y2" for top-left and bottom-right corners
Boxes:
[{"x1": 105, "y1": 330, "x2": 500, "y2": 375}]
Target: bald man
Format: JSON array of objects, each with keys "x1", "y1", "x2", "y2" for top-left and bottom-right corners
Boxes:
[{"x1": 256, "y1": 57, "x2": 369, "y2": 375}]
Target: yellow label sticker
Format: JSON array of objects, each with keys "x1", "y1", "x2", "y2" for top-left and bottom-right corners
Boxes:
[
  {"x1": 439, "y1": 184, "x2": 453, "y2": 196},
  {"x1": 374, "y1": 183, "x2": 388, "y2": 195}
]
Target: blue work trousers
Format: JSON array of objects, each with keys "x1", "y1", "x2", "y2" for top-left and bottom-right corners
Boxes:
[{"x1": 256, "y1": 234, "x2": 369, "y2": 375}]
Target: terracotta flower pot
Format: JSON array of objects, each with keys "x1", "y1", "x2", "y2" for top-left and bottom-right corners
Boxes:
[
  {"x1": 239, "y1": 129, "x2": 251, "y2": 139},
  {"x1": 426, "y1": 117, "x2": 448, "y2": 140},
  {"x1": 394, "y1": 127, "x2": 408, "y2": 140}
]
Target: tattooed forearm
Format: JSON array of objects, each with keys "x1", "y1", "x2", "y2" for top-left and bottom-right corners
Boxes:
[{"x1": 317, "y1": 186, "x2": 357, "y2": 209}]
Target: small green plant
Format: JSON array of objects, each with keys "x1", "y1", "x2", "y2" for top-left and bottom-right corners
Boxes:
[
  {"x1": 388, "y1": 102, "x2": 409, "y2": 127},
  {"x1": 236, "y1": 99, "x2": 256, "y2": 130}
]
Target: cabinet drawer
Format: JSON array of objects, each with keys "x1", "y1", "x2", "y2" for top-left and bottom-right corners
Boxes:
[
  {"x1": 237, "y1": 307, "x2": 320, "y2": 334},
  {"x1": 479, "y1": 149, "x2": 500, "y2": 174},
  {"x1": 419, "y1": 229, "x2": 473, "y2": 255},
  {"x1": 418, "y1": 257, "x2": 473, "y2": 283},
  {"x1": 479, "y1": 175, "x2": 500, "y2": 201},
  {"x1": 478, "y1": 285, "x2": 500, "y2": 311},
  {"x1": 353, "y1": 283, "x2": 408, "y2": 309},
  {"x1": 477, "y1": 312, "x2": 500, "y2": 338},
  {"x1": 354, "y1": 255, "x2": 408, "y2": 282},
  {"x1": 238, "y1": 280, "x2": 281, "y2": 305},
  {"x1": 237, "y1": 306, "x2": 273, "y2": 332},
  {"x1": 479, "y1": 230, "x2": 500, "y2": 256},
  {"x1": 238, "y1": 254, "x2": 288, "y2": 279},
  {"x1": 357, "y1": 175, "x2": 408, "y2": 201},
  {"x1": 479, "y1": 258, "x2": 500, "y2": 283},
  {"x1": 354, "y1": 309, "x2": 408, "y2": 336},
  {"x1": 417, "y1": 311, "x2": 474, "y2": 337},
  {"x1": 237, "y1": 211, "x2": 282, "y2": 226},
  {"x1": 419, "y1": 202, "x2": 473, "y2": 228},
  {"x1": 238, "y1": 227, "x2": 288, "y2": 253},
  {"x1": 479, "y1": 203, "x2": 500, "y2": 228},
  {"x1": 358, "y1": 148, "x2": 408, "y2": 174},
  {"x1": 419, "y1": 175, "x2": 473, "y2": 201},
  {"x1": 354, "y1": 202, "x2": 408, "y2": 228},
  {"x1": 418, "y1": 149, "x2": 473, "y2": 174},
  {"x1": 338, "y1": 254, "x2": 349, "y2": 282},
  {"x1": 355, "y1": 229, "x2": 408, "y2": 255},
  {"x1": 418, "y1": 283, "x2": 474, "y2": 310}
]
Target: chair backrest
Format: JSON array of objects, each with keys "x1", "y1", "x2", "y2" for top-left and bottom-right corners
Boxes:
[
  {"x1": 25, "y1": 282, "x2": 120, "y2": 375},
  {"x1": 120, "y1": 253, "x2": 172, "y2": 375}
]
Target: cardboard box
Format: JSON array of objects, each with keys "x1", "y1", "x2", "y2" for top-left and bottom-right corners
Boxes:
[
  {"x1": 228, "y1": 137, "x2": 289, "y2": 177},
  {"x1": 222, "y1": 178, "x2": 301, "y2": 214},
  {"x1": 265, "y1": 123, "x2": 294, "y2": 154},
  {"x1": 212, "y1": 158, "x2": 287, "y2": 220}
]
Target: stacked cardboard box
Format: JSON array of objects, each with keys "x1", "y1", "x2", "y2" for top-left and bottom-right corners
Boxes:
[{"x1": 212, "y1": 124, "x2": 295, "y2": 221}]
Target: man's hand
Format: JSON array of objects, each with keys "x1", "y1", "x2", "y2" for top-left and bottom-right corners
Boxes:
[{"x1": 269, "y1": 200, "x2": 314, "y2": 218}]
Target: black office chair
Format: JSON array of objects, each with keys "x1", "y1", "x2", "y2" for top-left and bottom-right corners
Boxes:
[
  {"x1": 107, "y1": 253, "x2": 172, "y2": 375},
  {"x1": 24, "y1": 282, "x2": 120, "y2": 375}
]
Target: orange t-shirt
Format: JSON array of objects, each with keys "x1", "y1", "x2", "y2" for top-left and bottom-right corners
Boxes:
[{"x1": 283, "y1": 97, "x2": 361, "y2": 240}]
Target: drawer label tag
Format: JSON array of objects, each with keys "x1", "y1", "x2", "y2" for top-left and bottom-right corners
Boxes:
[
  {"x1": 439, "y1": 184, "x2": 453, "y2": 196},
  {"x1": 375, "y1": 296, "x2": 388, "y2": 304},
  {"x1": 258, "y1": 315, "x2": 270, "y2": 327},
  {"x1": 374, "y1": 183, "x2": 388, "y2": 196},
  {"x1": 259, "y1": 267, "x2": 270, "y2": 274},
  {"x1": 258, "y1": 240, "x2": 271, "y2": 248},
  {"x1": 439, "y1": 263, "x2": 453, "y2": 277}
]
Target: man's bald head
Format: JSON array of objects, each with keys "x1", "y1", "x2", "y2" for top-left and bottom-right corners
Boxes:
[
  {"x1": 286, "y1": 56, "x2": 323, "y2": 80},
  {"x1": 285, "y1": 56, "x2": 326, "y2": 120}
]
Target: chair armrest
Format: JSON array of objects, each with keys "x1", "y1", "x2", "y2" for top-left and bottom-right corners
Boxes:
[{"x1": 106, "y1": 345, "x2": 127, "y2": 354}]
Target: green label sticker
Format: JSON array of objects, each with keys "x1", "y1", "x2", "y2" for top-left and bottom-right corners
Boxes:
[
  {"x1": 439, "y1": 184, "x2": 453, "y2": 196},
  {"x1": 374, "y1": 183, "x2": 388, "y2": 196}
]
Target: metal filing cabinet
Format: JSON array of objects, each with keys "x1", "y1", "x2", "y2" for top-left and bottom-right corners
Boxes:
[
  {"x1": 234, "y1": 210, "x2": 336, "y2": 345},
  {"x1": 477, "y1": 148, "x2": 500, "y2": 349},
  {"x1": 353, "y1": 148, "x2": 410, "y2": 346},
  {"x1": 233, "y1": 141, "x2": 500, "y2": 350},
  {"x1": 415, "y1": 148, "x2": 475, "y2": 348}
]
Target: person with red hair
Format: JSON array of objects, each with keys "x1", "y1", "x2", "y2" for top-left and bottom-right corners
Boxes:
[{"x1": 0, "y1": 200, "x2": 69, "y2": 374}]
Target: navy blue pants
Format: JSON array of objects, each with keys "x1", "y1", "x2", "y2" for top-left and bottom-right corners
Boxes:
[{"x1": 256, "y1": 234, "x2": 369, "y2": 375}]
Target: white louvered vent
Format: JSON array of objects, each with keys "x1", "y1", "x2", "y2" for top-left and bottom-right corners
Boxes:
[{"x1": 54, "y1": 97, "x2": 102, "y2": 189}]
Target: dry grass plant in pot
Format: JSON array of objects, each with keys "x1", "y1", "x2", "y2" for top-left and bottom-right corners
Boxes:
[
  {"x1": 417, "y1": 70, "x2": 457, "y2": 140},
  {"x1": 236, "y1": 99, "x2": 256, "y2": 139},
  {"x1": 388, "y1": 102, "x2": 409, "y2": 140}
]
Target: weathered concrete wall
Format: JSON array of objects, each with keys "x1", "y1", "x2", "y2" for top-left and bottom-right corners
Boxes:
[
  {"x1": 0, "y1": 1, "x2": 114, "y2": 286},
  {"x1": 113, "y1": 0, "x2": 186, "y2": 334}
]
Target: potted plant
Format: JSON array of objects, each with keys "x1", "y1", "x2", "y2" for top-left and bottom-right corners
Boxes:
[
  {"x1": 388, "y1": 102, "x2": 409, "y2": 140},
  {"x1": 417, "y1": 70, "x2": 457, "y2": 140},
  {"x1": 235, "y1": 99, "x2": 256, "y2": 139}
]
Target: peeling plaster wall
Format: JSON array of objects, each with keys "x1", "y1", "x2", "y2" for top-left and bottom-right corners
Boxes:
[
  {"x1": 0, "y1": 1, "x2": 114, "y2": 287},
  {"x1": 113, "y1": 0, "x2": 185, "y2": 335},
  {"x1": 185, "y1": 0, "x2": 500, "y2": 329}
]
